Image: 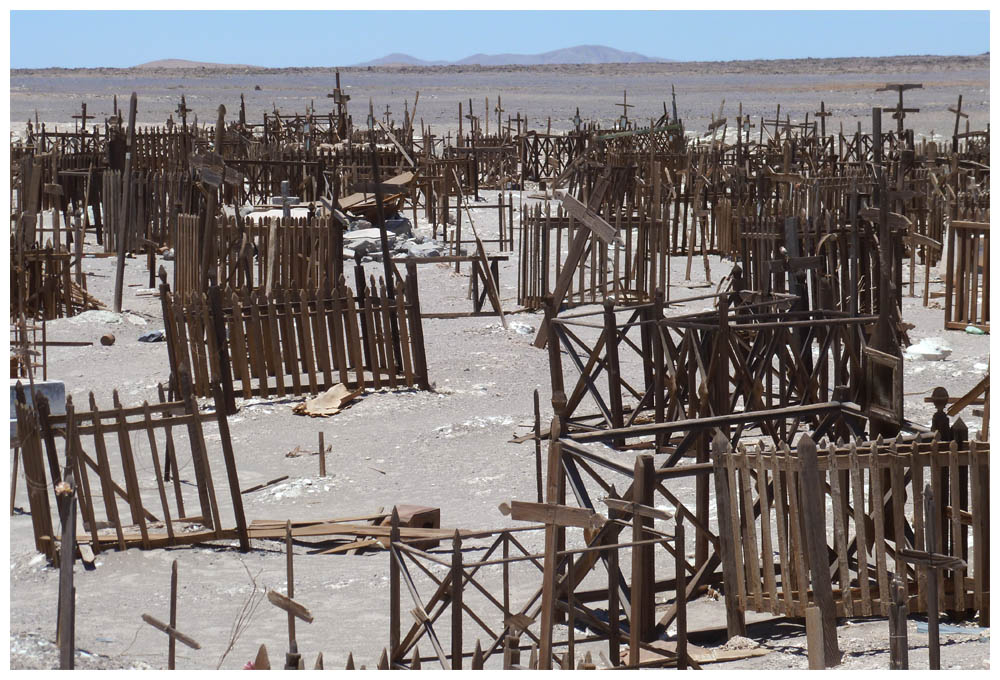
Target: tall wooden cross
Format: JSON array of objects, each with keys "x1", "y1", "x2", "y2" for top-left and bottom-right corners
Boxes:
[
  {"x1": 495, "y1": 95, "x2": 504, "y2": 134},
  {"x1": 383, "y1": 103, "x2": 392, "y2": 127},
  {"x1": 572, "y1": 107, "x2": 583, "y2": 132},
  {"x1": 814, "y1": 101, "x2": 832, "y2": 138},
  {"x1": 141, "y1": 560, "x2": 201, "y2": 669},
  {"x1": 266, "y1": 521, "x2": 315, "y2": 670},
  {"x1": 877, "y1": 83, "x2": 922, "y2": 135},
  {"x1": 72, "y1": 103, "x2": 94, "y2": 133},
  {"x1": 513, "y1": 112, "x2": 525, "y2": 137},
  {"x1": 947, "y1": 95, "x2": 968, "y2": 152},
  {"x1": 617, "y1": 90, "x2": 633, "y2": 128},
  {"x1": 175, "y1": 96, "x2": 191, "y2": 132},
  {"x1": 465, "y1": 98, "x2": 479, "y2": 137}
]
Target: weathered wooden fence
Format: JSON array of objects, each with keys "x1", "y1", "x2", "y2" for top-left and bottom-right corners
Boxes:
[
  {"x1": 714, "y1": 433, "x2": 989, "y2": 622},
  {"x1": 163, "y1": 276, "x2": 429, "y2": 399},
  {"x1": 945, "y1": 220, "x2": 989, "y2": 331}
]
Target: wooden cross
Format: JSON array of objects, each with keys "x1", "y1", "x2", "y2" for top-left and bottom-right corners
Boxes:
[
  {"x1": 141, "y1": 560, "x2": 201, "y2": 669},
  {"x1": 266, "y1": 520, "x2": 314, "y2": 670},
  {"x1": 814, "y1": 101, "x2": 832, "y2": 138},
  {"x1": 877, "y1": 83, "x2": 922, "y2": 134},
  {"x1": 513, "y1": 112, "x2": 525, "y2": 137},
  {"x1": 72, "y1": 103, "x2": 94, "y2": 132},
  {"x1": 494, "y1": 95, "x2": 504, "y2": 133},
  {"x1": 617, "y1": 90, "x2": 633, "y2": 128},
  {"x1": 500, "y1": 499, "x2": 605, "y2": 670},
  {"x1": 572, "y1": 107, "x2": 583, "y2": 132},
  {"x1": 465, "y1": 98, "x2": 479, "y2": 136},
  {"x1": 898, "y1": 484, "x2": 967, "y2": 670},
  {"x1": 948, "y1": 95, "x2": 969, "y2": 151},
  {"x1": 383, "y1": 103, "x2": 392, "y2": 127},
  {"x1": 175, "y1": 96, "x2": 191, "y2": 131}
]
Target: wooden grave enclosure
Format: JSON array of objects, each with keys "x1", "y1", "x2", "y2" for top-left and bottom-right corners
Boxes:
[
  {"x1": 545, "y1": 284, "x2": 877, "y2": 443},
  {"x1": 713, "y1": 430, "x2": 990, "y2": 626},
  {"x1": 945, "y1": 219, "x2": 989, "y2": 332},
  {"x1": 162, "y1": 273, "x2": 430, "y2": 400},
  {"x1": 172, "y1": 214, "x2": 345, "y2": 296},
  {"x1": 383, "y1": 503, "x2": 694, "y2": 670},
  {"x1": 13, "y1": 373, "x2": 250, "y2": 559}
]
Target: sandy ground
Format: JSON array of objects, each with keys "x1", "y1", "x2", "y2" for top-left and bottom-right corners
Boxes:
[
  {"x1": 10, "y1": 55, "x2": 989, "y2": 141},
  {"x1": 8, "y1": 184, "x2": 990, "y2": 669}
]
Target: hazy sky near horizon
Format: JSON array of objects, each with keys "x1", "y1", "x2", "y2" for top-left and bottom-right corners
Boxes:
[{"x1": 10, "y1": 10, "x2": 990, "y2": 69}]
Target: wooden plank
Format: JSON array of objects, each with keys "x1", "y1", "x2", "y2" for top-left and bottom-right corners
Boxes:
[
  {"x1": 797, "y1": 435, "x2": 839, "y2": 665},
  {"x1": 849, "y1": 443, "x2": 872, "y2": 616},
  {"x1": 827, "y1": 444, "x2": 853, "y2": 618},
  {"x1": 949, "y1": 442, "x2": 964, "y2": 613},
  {"x1": 770, "y1": 449, "x2": 793, "y2": 616},
  {"x1": 265, "y1": 296, "x2": 287, "y2": 398},
  {"x1": 737, "y1": 448, "x2": 762, "y2": 611},
  {"x1": 869, "y1": 443, "x2": 889, "y2": 615}
]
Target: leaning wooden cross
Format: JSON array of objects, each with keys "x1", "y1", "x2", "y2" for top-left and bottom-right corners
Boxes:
[
  {"x1": 532, "y1": 172, "x2": 621, "y2": 349},
  {"x1": 266, "y1": 520, "x2": 315, "y2": 669},
  {"x1": 141, "y1": 560, "x2": 201, "y2": 669}
]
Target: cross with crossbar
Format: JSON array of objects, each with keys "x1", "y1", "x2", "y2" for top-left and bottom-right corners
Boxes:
[
  {"x1": 495, "y1": 95, "x2": 505, "y2": 133},
  {"x1": 72, "y1": 103, "x2": 94, "y2": 133},
  {"x1": 898, "y1": 484, "x2": 966, "y2": 670},
  {"x1": 266, "y1": 521, "x2": 314, "y2": 670},
  {"x1": 814, "y1": 101, "x2": 832, "y2": 138},
  {"x1": 617, "y1": 90, "x2": 633, "y2": 128},
  {"x1": 141, "y1": 560, "x2": 201, "y2": 669},
  {"x1": 175, "y1": 96, "x2": 191, "y2": 132},
  {"x1": 877, "y1": 83, "x2": 922, "y2": 135}
]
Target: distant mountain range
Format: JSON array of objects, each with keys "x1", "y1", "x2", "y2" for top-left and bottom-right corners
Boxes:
[
  {"x1": 356, "y1": 45, "x2": 669, "y2": 67},
  {"x1": 134, "y1": 59, "x2": 257, "y2": 69}
]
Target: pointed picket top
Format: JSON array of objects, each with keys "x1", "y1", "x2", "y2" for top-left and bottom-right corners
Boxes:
[
  {"x1": 378, "y1": 648, "x2": 389, "y2": 670},
  {"x1": 345, "y1": 652, "x2": 355, "y2": 670},
  {"x1": 528, "y1": 643, "x2": 538, "y2": 669},
  {"x1": 711, "y1": 430, "x2": 731, "y2": 457},
  {"x1": 411, "y1": 645, "x2": 421, "y2": 670},
  {"x1": 560, "y1": 651, "x2": 573, "y2": 670},
  {"x1": 471, "y1": 641, "x2": 484, "y2": 669},
  {"x1": 313, "y1": 652, "x2": 323, "y2": 670},
  {"x1": 952, "y1": 417, "x2": 969, "y2": 443},
  {"x1": 253, "y1": 644, "x2": 270, "y2": 670}
]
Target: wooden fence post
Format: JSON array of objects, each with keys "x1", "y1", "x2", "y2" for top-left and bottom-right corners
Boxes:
[
  {"x1": 798, "y1": 433, "x2": 841, "y2": 666},
  {"x1": 711, "y1": 431, "x2": 746, "y2": 638}
]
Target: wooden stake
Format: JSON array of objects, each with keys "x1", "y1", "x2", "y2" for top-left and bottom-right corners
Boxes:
[{"x1": 318, "y1": 432, "x2": 326, "y2": 477}]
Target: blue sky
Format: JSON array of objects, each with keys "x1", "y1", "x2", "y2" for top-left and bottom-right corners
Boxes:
[{"x1": 10, "y1": 10, "x2": 990, "y2": 68}]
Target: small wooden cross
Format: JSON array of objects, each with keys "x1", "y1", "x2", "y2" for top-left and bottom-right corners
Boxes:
[
  {"x1": 898, "y1": 484, "x2": 966, "y2": 670},
  {"x1": 572, "y1": 107, "x2": 582, "y2": 132},
  {"x1": 266, "y1": 520, "x2": 314, "y2": 669},
  {"x1": 383, "y1": 103, "x2": 393, "y2": 127},
  {"x1": 617, "y1": 90, "x2": 633, "y2": 128},
  {"x1": 141, "y1": 560, "x2": 201, "y2": 669},
  {"x1": 72, "y1": 103, "x2": 94, "y2": 132},
  {"x1": 814, "y1": 101, "x2": 832, "y2": 138}
]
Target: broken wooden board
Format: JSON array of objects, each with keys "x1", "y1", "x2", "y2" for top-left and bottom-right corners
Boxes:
[
  {"x1": 552, "y1": 190, "x2": 618, "y2": 245},
  {"x1": 291, "y1": 384, "x2": 363, "y2": 417}
]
